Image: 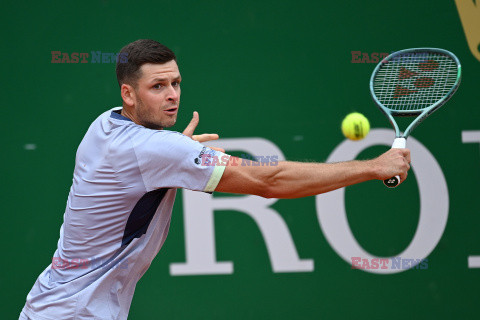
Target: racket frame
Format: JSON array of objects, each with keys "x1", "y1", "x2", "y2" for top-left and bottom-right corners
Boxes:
[
  {"x1": 369, "y1": 47, "x2": 462, "y2": 139},
  {"x1": 369, "y1": 47, "x2": 461, "y2": 187}
]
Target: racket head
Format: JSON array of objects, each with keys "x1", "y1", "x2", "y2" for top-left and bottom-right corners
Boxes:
[{"x1": 369, "y1": 48, "x2": 461, "y2": 137}]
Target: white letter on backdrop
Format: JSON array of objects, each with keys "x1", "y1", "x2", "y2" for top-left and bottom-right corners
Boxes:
[
  {"x1": 170, "y1": 138, "x2": 314, "y2": 275},
  {"x1": 462, "y1": 130, "x2": 480, "y2": 268},
  {"x1": 316, "y1": 129, "x2": 449, "y2": 274}
]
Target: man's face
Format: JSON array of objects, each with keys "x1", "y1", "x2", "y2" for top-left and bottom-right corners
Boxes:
[{"x1": 131, "y1": 60, "x2": 181, "y2": 129}]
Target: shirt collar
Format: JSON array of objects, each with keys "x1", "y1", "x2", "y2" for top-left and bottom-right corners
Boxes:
[{"x1": 110, "y1": 109, "x2": 133, "y2": 122}]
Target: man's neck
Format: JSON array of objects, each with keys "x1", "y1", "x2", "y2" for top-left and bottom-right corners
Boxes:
[{"x1": 120, "y1": 106, "x2": 134, "y2": 122}]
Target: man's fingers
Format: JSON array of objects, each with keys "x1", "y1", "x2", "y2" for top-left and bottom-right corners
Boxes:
[
  {"x1": 182, "y1": 111, "x2": 199, "y2": 137},
  {"x1": 401, "y1": 148, "x2": 411, "y2": 163},
  {"x1": 398, "y1": 149, "x2": 410, "y2": 183},
  {"x1": 399, "y1": 171, "x2": 408, "y2": 184},
  {"x1": 208, "y1": 146, "x2": 225, "y2": 153},
  {"x1": 373, "y1": 148, "x2": 412, "y2": 181},
  {"x1": 181, "y1": 111, "x2": 223, "y2": 151},
  {"x1": 192, "y1": 133, "x2": 219, "y2": 143}
]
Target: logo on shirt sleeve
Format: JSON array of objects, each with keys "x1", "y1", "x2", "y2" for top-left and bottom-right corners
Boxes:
[
  {"x1": 194, "y1": 146, "x2": 218, "y2": 165},
  {"x1": 194, "y1": 147, "x2": 207, "y2": 164}
]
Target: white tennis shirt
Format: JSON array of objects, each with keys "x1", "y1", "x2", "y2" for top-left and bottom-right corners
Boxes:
[{"x1": 21, "y1": 107, "x2": 228, "y2": 320}]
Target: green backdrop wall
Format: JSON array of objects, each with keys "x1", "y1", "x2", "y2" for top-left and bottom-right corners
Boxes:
[{"x1": 3, "y1": 0, "x2": 479, "y2": 319}]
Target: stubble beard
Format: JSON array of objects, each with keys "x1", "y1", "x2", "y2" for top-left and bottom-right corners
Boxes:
[{"x1": 136, "y1": 96, "x2": 177, "y2": 130}]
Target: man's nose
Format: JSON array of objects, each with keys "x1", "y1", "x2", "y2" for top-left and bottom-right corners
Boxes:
[{"x1": 167, "y1": 85, "x2": 180, "y2": 102}]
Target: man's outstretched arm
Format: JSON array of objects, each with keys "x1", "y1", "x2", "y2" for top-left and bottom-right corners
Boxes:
[{"x1": 215, "y1": 148, "x2": 411, "y2": 199}]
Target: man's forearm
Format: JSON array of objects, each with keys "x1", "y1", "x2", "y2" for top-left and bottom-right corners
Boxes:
[
  {"x1": 215, "y1": 148, "x2": 410, "y2": 199},
  {"x1": 216, "y1": 156, "x2": 379, "y2": 199},
  {"x1": 262, "y1": 160, "x2": 375, "y2": 199}
]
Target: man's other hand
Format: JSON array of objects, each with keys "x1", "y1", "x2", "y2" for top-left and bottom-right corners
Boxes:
[{"x1": 182, "y1": 111, "x2": 225, "y2": 152}]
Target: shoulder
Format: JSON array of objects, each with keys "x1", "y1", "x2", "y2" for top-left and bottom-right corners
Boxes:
[
  {"x1": 131, "y1": 130, "x2": 203, "y2": 156},
  {"x1": 127, "y1": 128, "x2": 190, "y2": 145}
]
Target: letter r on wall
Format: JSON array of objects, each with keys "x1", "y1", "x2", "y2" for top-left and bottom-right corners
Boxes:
[{"x1": 170, "y1": 138, "x2": 314, "y2": 275}]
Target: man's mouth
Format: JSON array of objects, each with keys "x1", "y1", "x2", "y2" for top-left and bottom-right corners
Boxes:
[{"x1": 163, "y1": 106, "x2": 178, "y2": 115}]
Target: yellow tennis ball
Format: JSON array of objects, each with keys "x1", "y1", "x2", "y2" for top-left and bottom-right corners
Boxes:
[{"x1": 341, "y1": 112, "x2": 370, "y2": 141}]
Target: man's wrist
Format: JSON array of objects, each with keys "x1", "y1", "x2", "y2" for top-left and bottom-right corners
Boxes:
[{"x1": 362, "y1": 159, "x2": 380, "y2": 180}]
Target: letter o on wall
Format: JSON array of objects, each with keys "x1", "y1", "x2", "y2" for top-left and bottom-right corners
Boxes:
[{"x1": 315, "y1": 129, "x2": 449, "y2": 274}]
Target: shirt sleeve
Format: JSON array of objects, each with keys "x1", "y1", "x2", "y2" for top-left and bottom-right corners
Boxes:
[{"x1": 131, "y1": 130, "x2": 230, "y2": 192}]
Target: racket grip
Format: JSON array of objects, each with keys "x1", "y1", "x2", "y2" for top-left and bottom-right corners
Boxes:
[
  {"x1": 383, "y1": 138, "x2": 406, "y2": 188},
  {"x1": 384, "y1": 176, "x2": 401, "y2": 188}
]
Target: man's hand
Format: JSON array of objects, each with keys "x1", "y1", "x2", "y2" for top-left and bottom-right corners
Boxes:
[
  {"x1": 182, "y1": 111, "x2": 225, "y2": 152},
  {"x1": 369, "y1": 148, "x2": 411, "y2": 183}
]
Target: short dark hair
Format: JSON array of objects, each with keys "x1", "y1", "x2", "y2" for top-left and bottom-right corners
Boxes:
[{"x1": 116, "y1": 39, "x2": 176, "y2": 88}]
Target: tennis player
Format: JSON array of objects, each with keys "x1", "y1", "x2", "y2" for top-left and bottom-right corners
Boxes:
[{"x1": 20, "y1": 39, "x2": 410, "y2": 320}]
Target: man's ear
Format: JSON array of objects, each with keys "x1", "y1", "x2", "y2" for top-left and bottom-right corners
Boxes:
[{"x1": 121, "y1": 83, "x2": 136, "y2": 107}]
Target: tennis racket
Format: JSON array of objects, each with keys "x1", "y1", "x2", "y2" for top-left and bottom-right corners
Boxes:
[{"x1": 370, "y1": 48, "x2": 461, "y2": 188}]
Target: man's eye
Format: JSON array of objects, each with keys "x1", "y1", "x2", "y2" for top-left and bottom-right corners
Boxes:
[
  {"x1": 153, "y1": 84, "x2": 163, "y2": 89},
  {"x1": 172, "y1": 81, "x2": 180, "y2": 87}
]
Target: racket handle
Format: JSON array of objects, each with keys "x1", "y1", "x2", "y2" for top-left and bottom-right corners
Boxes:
[{"x1": 383, "y1": 138, "x2": 406, "y2": 188}]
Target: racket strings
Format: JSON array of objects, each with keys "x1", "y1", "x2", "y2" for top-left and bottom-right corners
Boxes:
[{"x1": 373, "y1": 52, "x2": 458, "y2": 111}]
